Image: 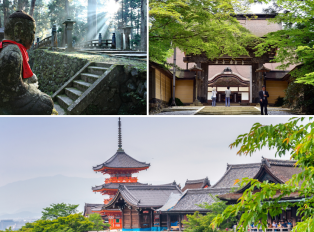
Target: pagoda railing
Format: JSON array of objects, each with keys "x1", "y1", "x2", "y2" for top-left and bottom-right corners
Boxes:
[{"x1": 105, "y1": 176, "x2": 138, "y2": 184}]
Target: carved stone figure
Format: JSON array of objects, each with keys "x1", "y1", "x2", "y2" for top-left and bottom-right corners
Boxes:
[{"x1": 0, "y1": 11, "x2": 53, "y2": 115}]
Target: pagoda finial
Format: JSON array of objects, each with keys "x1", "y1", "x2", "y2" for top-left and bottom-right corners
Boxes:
[{"x1": 118, "y1": 117, "x2": 124, "y2": 151}]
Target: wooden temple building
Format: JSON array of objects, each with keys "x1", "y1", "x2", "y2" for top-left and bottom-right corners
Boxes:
[
  {"x1": 149, "y1": 14, "x2": 293, "y2": 106},
  {"x1": 84, "y1": 119, "x2": 303, "y2": 230},
  {"x1": 89, "y1": 118, "x2": 150, "y2": 230}
]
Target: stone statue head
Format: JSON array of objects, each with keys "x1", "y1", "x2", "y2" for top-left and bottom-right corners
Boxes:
[{"x1": 4, "y1": 11, "x2": 36, "y2": 49}]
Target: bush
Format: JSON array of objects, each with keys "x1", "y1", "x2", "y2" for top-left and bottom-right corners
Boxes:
[
  {"x1": 274, "y1": 96, "x2": 284, "y2": 107},
  {"x1": 168, "y1": 97, "x2": 184, "y2": 106}
]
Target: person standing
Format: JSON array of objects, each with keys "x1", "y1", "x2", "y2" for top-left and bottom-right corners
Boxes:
[
  {"x1": 259, "y1": 85, "x2": 269, "y2": 115},
  {"x1": 225, "y1": 87, "x2": 231, "y2": 107},
  {"x1": 212, "y1": 88, "x2": 217, "y2": 107}
]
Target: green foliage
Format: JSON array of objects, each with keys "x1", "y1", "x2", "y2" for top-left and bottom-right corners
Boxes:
[
  {"x1": 284, "y1": 80, "x2": 314, "y2": 114},
  {"x1": 168, "y1": 97, "x2": 184, "y2": 106},
  {"x1": 41, "y1": 203, "x2": 79, "y2": 220},
  {"x1": 184, "y1": 197, "x2": 238, "y2": 232},
  {"x1": 210, "y1": 117, "x2": 314, "y2": 232},
  {"x1": 88, "y1": 213, "x2": 110, "y2": 231},
  {"x1": 254, "y1": 0, "x2": 314, "y2": 86},
  {"x1": 149, "y1": 0, "x2": 261, "y2": 63},
  {"x1": 274, "y1": 96, "x2": 284, "y2": 107},
  {"x1": 18, "y1": 213, "x2": 94, "y2": 232}
]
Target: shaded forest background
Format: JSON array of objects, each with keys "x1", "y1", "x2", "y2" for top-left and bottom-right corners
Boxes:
[{"x1": 0, "y1": 0, "x2": 143, "y2": 46}]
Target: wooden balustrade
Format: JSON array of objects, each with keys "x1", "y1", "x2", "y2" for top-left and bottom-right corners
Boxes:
[
  {"x1": 75, "y1": 39, "x2": 113, "y2": 49},
  {"x1": 35, "y1": 36, "x2": 52, "y2": 49},
  {"x1": 105, "y1": 176, "x2": 138, "y2": 183},
  {"x1": 247, "y1": 227, "x2": 292, "y2": 232}
]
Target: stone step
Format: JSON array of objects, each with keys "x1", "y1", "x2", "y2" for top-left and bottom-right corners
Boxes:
[
  {"x1": 81, "y1": 73, "x2": 100, "y2": 84},
  {"x1": 53, "y1": 102, "x2": 66, "y2": 115},
  {"x1": 94, "y1": 62, "x2": 112, "y2": 68},
  {"x1": 88, "y1": 66, "x2": 108, "y2": 75},
  {"x1": 73, "y1": 80, "x2": 92, "y2": 92},
  {"x1": 57, "y1": 95, "x2": 73, "y2": 110},
  {"x1": 65, "y1": 87, "x2": 83, "y2": 101}
]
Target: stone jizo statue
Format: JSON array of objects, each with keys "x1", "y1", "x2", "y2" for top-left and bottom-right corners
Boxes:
[{"x1": 0, "y1": 11, "x2": 53, "y2": 115}]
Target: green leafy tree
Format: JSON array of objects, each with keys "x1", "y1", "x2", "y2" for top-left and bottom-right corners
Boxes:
[
  {"x1": 88, "y1": 213, "x2": 110, "y2": 231},
  {"x1": 149, "y1": 0, "x2": 260, "y2": 63},
  {"x1": 41, "y1": 203, "x2": 79, "y2": 220},
  {"x1": 184, "y1": 197, "x2": 238, "y2": 232},
  {"x1": 210, "y1": 117, "x2": 314, "y2": 232},
  {"x1": 254, "y1": 0, "x2": 314, "y2": 86}
]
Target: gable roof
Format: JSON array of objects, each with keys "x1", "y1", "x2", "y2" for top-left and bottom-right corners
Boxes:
[
  {"x1": 92, "y1": 182, "x2": 148, "y2": 191},
  {"x1": 182, "y1": 177, "x2": 210, "y2": 192},
  {"x1": 162, "y1": 188, "x2": 231, "y2": 213},
  {"x1": 93, "y1": 151, "x2": 150, "y2": 170},
  {"x1": 83, "y1": 203, "x2": 105, "y2": 216},
  {"x1": 104, "y1": 184, "x2": 182, "y2": 209},
  {"x1": 211, "y1": 163, "x2": 261, "y2": 189}
]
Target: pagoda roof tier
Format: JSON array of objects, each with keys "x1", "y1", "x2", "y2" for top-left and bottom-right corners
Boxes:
[
  {"x1": 92, "y1": 182, "x2": 148, "y2": 192},
  {"x1": 93, "y1": 151, "x2": 150, "y2": 172}
]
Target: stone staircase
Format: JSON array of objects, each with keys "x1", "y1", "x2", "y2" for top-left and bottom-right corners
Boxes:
[{"x1": 52, "y1": 62, "x2": 119, "y2": 115}]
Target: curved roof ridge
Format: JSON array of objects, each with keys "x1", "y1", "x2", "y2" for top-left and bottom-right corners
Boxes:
[
  {"x1": 266, "y1": 158, "x2": 297, "y2": 167},
  {"x1": 185, "y1": 177, "x2": 208, "y2": 184},
  {"x1": 209, "y1": 72, "x2": 250, "y2": 82},
  {"x1": 119, "y1": 185, "x2": 140, "y2": 206},
  {"x1": 227, "y1": 163, "x2": 261, "y2": 168}
]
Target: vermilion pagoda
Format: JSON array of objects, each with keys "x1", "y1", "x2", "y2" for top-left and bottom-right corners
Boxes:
[{"x1": 92, "y1": 118, "x2": 150, "y2": 230}]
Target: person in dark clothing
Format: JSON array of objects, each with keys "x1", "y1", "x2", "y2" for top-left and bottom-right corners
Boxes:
[{"x1": 259, "y1": 85, "x2": 269, "y2": 115}]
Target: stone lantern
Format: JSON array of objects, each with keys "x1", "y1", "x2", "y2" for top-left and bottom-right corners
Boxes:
[
  {"x1": 122, "y1": 26, "x2": 133, "y2": 50},
  {"x1": 62, "y1": 18, "x2": 76, "y2": 51}
]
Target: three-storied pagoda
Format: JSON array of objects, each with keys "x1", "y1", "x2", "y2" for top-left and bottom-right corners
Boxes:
[{"x1": 92, "y1": 118, "x2": 150, "y2": 230}]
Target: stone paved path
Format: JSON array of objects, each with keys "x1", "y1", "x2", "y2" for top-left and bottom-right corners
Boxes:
[
  {"x1": 157, "y1": 106, "x2": 203, "y2": 115},
  {"x1": 196, "y1": 106, "x2": 260, "y2": 115}
]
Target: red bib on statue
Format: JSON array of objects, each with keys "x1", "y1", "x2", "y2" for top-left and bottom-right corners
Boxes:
[{"x1": 0, "y1": 40, "x2": 33, "y2": 79}]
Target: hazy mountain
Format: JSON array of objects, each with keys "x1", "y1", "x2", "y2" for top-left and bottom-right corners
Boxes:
[{"x1": 0, "y1": 175, "x2": 105, "y2": 218}]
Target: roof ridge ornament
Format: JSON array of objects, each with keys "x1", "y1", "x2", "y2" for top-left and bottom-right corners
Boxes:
[{"x1": 118, "y1": 117, "x2": 124, "y2": 152}]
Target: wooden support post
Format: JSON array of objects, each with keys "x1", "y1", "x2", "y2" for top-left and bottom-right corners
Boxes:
[
  {"x1": 130, "y1": 208, "x2": 133, "y2": 229},
  {"x1": 167, "y1": 214, "x2": 170, "y2": 231},
  {"x1": 179, "y1": 214, "x2": 182, "y2": 231},
  {"x1": 150, "y1": 210, "x2": 153, "y2": 229}
]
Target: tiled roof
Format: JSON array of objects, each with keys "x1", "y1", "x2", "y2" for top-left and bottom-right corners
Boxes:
[
  {"x1": 182, "y1": 177, "x2": 210, "y2": 192},
  {"x1": 211, "y1": 158, "x2": 300, "y2": 189},
  {"x1": 92, "y1": 182, "x2": 147, "y2": 191},
  {"x1": 211, "y1": 163, "x2": 261, "y2": 188},
  {"x1": 84, "y1": 203, "x2": 105, "y2": 216},
  {"x1": 106, "y1": 184, "x2": 182, "y2": 208},
  {"x1": 168, "y1": 188, "x2": 231, "y2": 212},
  {"x1": 93, "y1": 151, "x2": 150, "y2": 170}
]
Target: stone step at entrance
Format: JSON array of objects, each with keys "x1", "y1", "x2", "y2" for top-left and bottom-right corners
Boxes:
[{"x1": 52, "y1": 62, "x2": 118, "y2": 115}]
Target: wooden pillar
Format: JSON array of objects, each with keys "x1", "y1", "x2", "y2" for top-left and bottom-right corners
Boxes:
[
  {"x1": 150, "y1": 210, "x2": 153, "y2": 229},
  {"x1": 167, "y1": 214, "x2": 170, "y2": 231},
  {"x1": 130, "y1": 208, "x2": 133, "y2": 229},
  {"x1": 122, "y1": 209, "x2": 124, "y2": 229},
  {"x1": 201, "y1": 63, "x2": 208, "y2": 103},
  {"x1": 252, "y1": 62, "x2": 264, "y2": 103},
  {"x1": 291, "y1": 206, "x2": 297, "y2": 227},
  {"x1": 179, "y1": 214, "x2": 182, "y2": 231}
]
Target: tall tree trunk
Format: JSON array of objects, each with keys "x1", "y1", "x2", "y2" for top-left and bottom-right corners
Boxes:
[
  {"x1": 140, "y1": 0, "x2": 146, "y2": 51},
  {"x1": 29, "y1": 0, "x2": 36, "y2": 16},
  {"x1": 0, "y1": 14, "x2": 2, "y2": 28},
  {"x1": 65, "y1": 0, "x2": 69, "y2": 18},
  {"x1": 3, "y1": 0, "x2": 10, "y2": 26}
]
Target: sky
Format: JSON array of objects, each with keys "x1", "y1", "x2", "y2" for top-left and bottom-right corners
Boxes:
[{"x1": 0, "y1": 116, "x2": 295, "y2": 188}]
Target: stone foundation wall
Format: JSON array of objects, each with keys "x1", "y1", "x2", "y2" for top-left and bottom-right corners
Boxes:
[
  {"x1": 30, "y1": 49, "x2": 147, "y2": 115},
  {"x1": 31, "y1": 49, "x2": 88, "y2": 95}
]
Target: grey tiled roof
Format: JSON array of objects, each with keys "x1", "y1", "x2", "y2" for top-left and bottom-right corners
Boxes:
[
  {"x1": 266, "y1": 158, "x2": 297, "y2": 167},
  {"x1": 169, "y1": 188, "x2": 231, "y2": 212},
  {"x1": 84, "y1": 203, "x2": 105, "y2": 215},
  {"x1": 92, "y1": 182, "x2": 147, "y2": 191},
  {"x1": 211, "y1": 163, "x2": 261, "y2": 188},
  {"x1": 93, "y1": 151, "x2": 150, "y2": 170},
  {"x1": 107, "y1": 184, "x2": 182, "y2": 208},
  {"x1": 182, "y1": 177, "x2": 210, "y2": 192}
]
